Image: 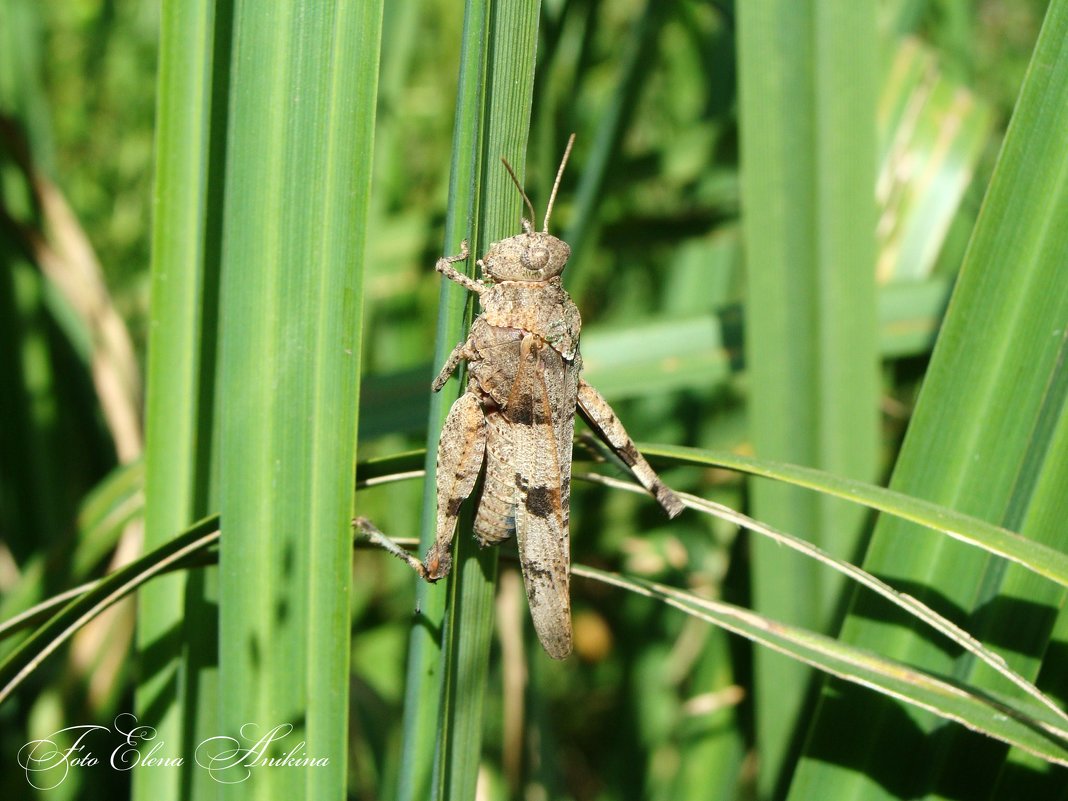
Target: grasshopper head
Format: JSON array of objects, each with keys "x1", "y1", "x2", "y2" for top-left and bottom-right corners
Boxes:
[
  {"x1": 486, "y1": 134, "x2": 576, "y2": 283},
  {"x1": 482, "y1": 231, "x2": 571, "y2": 282}
]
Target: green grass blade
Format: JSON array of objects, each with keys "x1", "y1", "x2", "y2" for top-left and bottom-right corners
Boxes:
[
  {"x1": 737, "y1": 2, "x2": 880, "y2": 790},
  {"x1": 12, "y1": 483, "x2": 1068, "y2": 786},
  {"x1": 135, "y1": 1, "x2": 223, "y2": 798},
  {"x1": 790, "y1": 1, "x2": 1068, "y2": 796},
  {"x1": 588, "y1": 470, "x2": 1067, "y2": 727},
  {"x1": 435, "y1": 5, "x2": 542, "y2": 798},
  {"x1": 573, "y1": 565, "x2": 1068, "y2": 769},
  {"x1": 391, "y1": 2, "x2": 490, "y2": 798},
  {"x1": 877, "y1": 37, "x2": 993, "y2": 283},
  {"x1": 12, "y1": 473, "x2": 1066, "y2": 784},
  {"x1": 0, "y1": 516, "x2": 220, "y2": 704},
  {"x1": 642, "y1": 444, "x2": 1068, "y2": 588},
  {"x1": 390, "y1": 3, "x2": 543, "y2": 799},
  {"x1": 216, "y1": 3, "x2": 382, "y2": 798}
]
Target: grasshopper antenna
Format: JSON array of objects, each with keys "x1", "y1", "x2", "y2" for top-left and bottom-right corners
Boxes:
[
  {"x1": 543, "y1": 133, "x2": 575, "y2": 232},
  {"x1": 501, "y1": 157, "x2": 537, "y2": 234}
]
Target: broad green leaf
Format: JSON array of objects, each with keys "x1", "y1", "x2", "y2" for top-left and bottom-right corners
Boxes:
[
  {"x1": 216, "y1": 4, "x2": 382, "y2": 799},
  {"x1": 737, "y1": 3, "x2": 881, "y2": 791},
  {"x1": 792, "y1": 2, "x2": 1068, "y2": 797}
]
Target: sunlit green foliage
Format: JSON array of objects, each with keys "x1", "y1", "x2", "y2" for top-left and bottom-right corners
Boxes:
[{"x1": 1, "y1": 1, "x2": 1064, "y2": 800}]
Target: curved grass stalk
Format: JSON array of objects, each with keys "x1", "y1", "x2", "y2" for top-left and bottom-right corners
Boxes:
[
  {"x1": 6, "y1": 466, "x2": 1068, "y2": 768},
  {"x1": 643, "y1": 443, "x2": 1068, "y2": 587},
  {"x1": 580, "y1": 471, "x2": 1068, "y2": 727}
]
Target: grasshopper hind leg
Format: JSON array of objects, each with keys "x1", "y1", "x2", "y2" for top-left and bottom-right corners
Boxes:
[
  {"x1": 423, "y1": 390, "x2": 488, "y2": 579},
  {"x1": 354, "y1": 391, "x2": 486, "y2": 583},
  {"x1": 576, "y1": 378, "x2": 685, "y2": 518}
]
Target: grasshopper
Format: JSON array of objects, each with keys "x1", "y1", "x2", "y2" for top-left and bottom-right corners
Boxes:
[{"x1": 359, "y1": 135, "x2": 684, "y2": 659}]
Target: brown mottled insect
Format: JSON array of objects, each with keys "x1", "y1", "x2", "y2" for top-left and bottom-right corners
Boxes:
[{"x1": 359, "y1": 135, "x2": 683, "y2": 659}]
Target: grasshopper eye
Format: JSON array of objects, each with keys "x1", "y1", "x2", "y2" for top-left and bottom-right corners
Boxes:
[{"x1": 523, "y1": 246, "x2": 550, "y2": 272}]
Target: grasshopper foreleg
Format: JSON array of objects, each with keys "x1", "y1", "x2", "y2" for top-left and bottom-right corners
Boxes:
[
  {"x1": 432, "y1": 338, "x2": 477, "y2": 392},
  {"x1": 576, "y1": 378, "x2": 685, "y2": 518},
  {"x1": 425, "y1": 391, "x2": 487, "y2": 578},
  {"x1": 435, "y1": 240, "x2": 484, "y2": 295}
]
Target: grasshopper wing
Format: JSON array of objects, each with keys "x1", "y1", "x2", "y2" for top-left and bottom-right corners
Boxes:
[{"x1": 506, "y1": 333, "x2": 579, "y2": 660}]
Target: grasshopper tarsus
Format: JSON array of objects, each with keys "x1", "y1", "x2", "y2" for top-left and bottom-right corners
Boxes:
[
  {"x1": 657, "y1": 486, "x2": 686, "y2": 519},
  {"x1": 424, "y1": 544, "x2": 451, "y2": 582}
]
